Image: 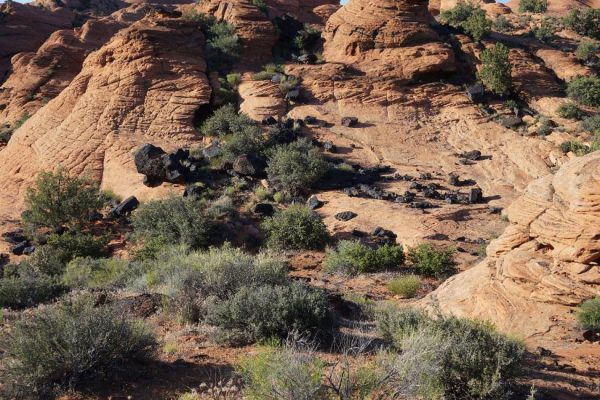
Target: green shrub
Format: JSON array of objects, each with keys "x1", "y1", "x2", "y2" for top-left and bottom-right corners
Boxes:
[
  {"x1": 221, "y1": 129, "x2": 266, "y2": 161},
  {"x1": 376, "y1": 307, "x2": 429, "y2": 344},
  {"x1": 62, "y1": 257, "x2": 134, "y2": 290},
  {"x1": 568, "y1": 76, "x2": 600, "y2": 107},
  {"x1": 22, "y1": 169, "x2": 103, "y2": 231},
  {"x1": 576, "y1": 297, "x2": 600, "y2": 331},
  {"x1": 575, "y1": 41, "x2": 599, "y2": 66},
  {"x1": 408, "y1": 243, "x2": 456, "y2": 279},
  {"x1": 477, "y1": 42, "x2": 513, "y2": 96},
  {"x1": 533, "y1": 16, "x2": 559, "y2": 42},
  {"x1": 217, "y1": 73, "x2": 241, "y2": 105},
  {"x1": 266, "y1": 139, "x2": 328, "y2": 194},
  {"x1": 376, "y1": 309, "x2": 526, "y2": 400},
  {"x1": 278, "y1": 74, "x2": 300, "y2": 95},
  {"x1": 324, "y1": 241, "x2": 405, "y2": 275},
  {"x1": 25, "y1": 232, "x2": 109, "y2": 276},
  {"x1": 0, "y1": 298, "x2": 156, "y2": 398},
  {"x1": 262, "y1": 205, "x2": 329, "y2": 250},
  {"x1": 239, "y1": 343, "x2": 325, "y2": 399},
  {"x1": 562, "y1": 8, "x2": 600, "y2": 39},
  {"x1": 492, "y1": 15, "x2": 513, "y2": 33},
  {"x1": 387, "y1": 275, "x2": 421, "y2": 298},
  {"x1": 148, "y1": 245, "x2": 288, "y2": 322},
  {"x1": 0, "y1": 274, "x2": 63, "y2": 309},
  {"x1": 252, "y1": 63, "x2": 284, "y2": 81},
  {"x1": 559, "y1": 140, "x2": 591, "y2": 156},
  {"x1": 184, "y1": 10, "x2": 240, "y2": 72},
  {"x1": 252, "y1": 0, "x2": 267, "y2": 13},
  {"x1": 131, "y1": 196, "x2": 213, "y2": 250},
  {"x1": 581, "y1": 114, "x2": 600, "y2": 133},
  {"x1": 206, "y1": 282, "x2": 331, "y2": 343},
  {"x1": 200, "y1": 104, "x2": 258, "y2": 137},
  {"x1": 440, "y1": 3, "x2": 491, "y2": 41},
  {"x1": 518, "y1": 0, "x2": 547, "y2": 13},
  {"x1": 556, "y1": 102, "x2": 585, "y2": 120}
]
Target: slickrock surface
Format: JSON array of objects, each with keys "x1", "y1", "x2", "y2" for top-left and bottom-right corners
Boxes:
[
  {"x1": 0, "y1": 16, "x2": 211, "y2": 222},
  {"x1": 238, "y1": 78, "x2": 286, "y2": 121},
  {"x1": 427, "y1": 151, "x2": 600, "y2": 340},
  {"x1": 0, "y1": 2, "x2": 74, "y2": 83},
  {"x1": 535, "y1": 48, "x2": 595, "y2": 83},
  {"x1": 322, "y1": 0, "x2": 456, "y2": 80}
]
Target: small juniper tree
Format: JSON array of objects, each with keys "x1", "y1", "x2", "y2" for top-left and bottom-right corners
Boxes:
[{"x1": 477, "y1": 43, "x2": 513, "y2": 96}]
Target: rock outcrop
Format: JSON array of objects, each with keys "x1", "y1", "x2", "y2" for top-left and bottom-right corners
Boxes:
[
  {"x1": 0, "y1": 2, "x2": 74, "y2": 83},
  {"x1": 507, "y1": 0, "x2": 600, "y2": 15},
  {"x1": 0, "y1": 15, "x2": 211, "y2": 222},
  {"x1": 427, "y1": 152, "x2": 600, "y2": 339},
  {"x1": 238, "y1": 78, "x2": 286, "y2": 121},
  {"x1": 322, "y1": 0, "x2": 455, "y2": 80}
]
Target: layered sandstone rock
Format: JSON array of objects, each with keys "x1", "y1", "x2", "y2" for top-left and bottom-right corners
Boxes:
[
  {"x1": 0, "y1": 2, "x2": 74, "y2": 83},
  {"x1": 427, "y1": 152, "x2": 600, "y2": 339},
  {"x1": 196, "y1": 0, "x2": 278, "y2": 65},
  {"x1": 507, "y1": 0, "x2": 600, "y2": 15},
  {"x1": 0, "y1": 16, "x2": 211, "y2": 222},
  {"x1": 509, "y1": 48, "x2": 563, "y2": 100},
  {"x1": 238, "y1": 79, "x2": 286, "y2": 121},
  {"x1": 322, "y1": 0, "x2": 455, "y2": 80},
  {"x1": 265, "y1": 0, "x2": 340, "y2": 23},
  {"x1": 535, "y1": 48, "x2": 595, "y2": 82}
]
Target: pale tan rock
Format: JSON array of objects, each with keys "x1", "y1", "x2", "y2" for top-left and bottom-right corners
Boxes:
[
  {"x1": 238, "y1": 79, "x2": 286, "y2": 122},
  {"x1": 535, "y1": 48, "x2": 594, "y2": 82}
]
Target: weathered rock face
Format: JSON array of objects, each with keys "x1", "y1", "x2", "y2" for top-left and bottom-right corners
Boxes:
[
  {"x1": 238, "y1": 78, "x2": 286, "y2": 121},
  {"x1": 427, "y1": 152, "x2": 600, "y2": 339},
  {"x1": 507, "y1": 0, "x2": 600, "y2": 15},
  {"x1": 196, "y1": 0, "x2": 278, "y2": 65},
  {"x1": 535, "y1": 48, "x2": 595, "y2": 83},
  {"x1": 0, "y1": 17, "x2": 125, "y2": 124},
  {"x1": 0, "y1": 16, "x2": 211, "y2": 221},
  {"x1": 264, "y1": 0, "x2": 340, "y2": 23},
  {"x1": 322, "y1": 0, "x2": 455, "y2": 80},
  {"x1": 509, "y1": 48, "x2": 563, "y2": 100},
  {"x1": 0, "y1": 2, "x2": 74, "y2": 83}
]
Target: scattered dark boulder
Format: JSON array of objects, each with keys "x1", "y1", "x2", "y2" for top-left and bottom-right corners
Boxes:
[
  {"x1": 412, "y1": 201, "x2": 435, "y2": 209},
  {"x1": 110, "y1": 196, "x2": 139, "y2": 217},
  {"x1": 582, "y1": 330, "x2": 600, "y2": 342},
  {"x1": 271, "y1": 73, "x2": 285, "y2": 84},
  {"x1": 232, "y1": 154, "x2": 266, "y2": 177},
  {"x1": 448, "y1": 173, "x2": 460, "y2": 186},
  {"x1": 469, "y1": 188, "x2": 483, "y2": 204},
  {"x1": 262, "y1": 116, "x2": 278, "y2": 125},
  {"x1": 489, "y1": 206, "x2": 502, "y2": 214},
  {"x1": 285, "y1": 88, "x2": 300, "y2": 101},
  {"x1": 322, "y1": 140, "x2": 336, "y2": 153},
  {"x1": 536, "y1": 347, "x2": 553, "y2": 357},
  {"x1": 461, "y1": 150, "x2": 482, "y2": 161},
  {"x1": 304, "y1": 115, "x2": 317, "y2": 125},
  {"x1": 134, "y1": 143, "x2": 167, "y2": 182},
  {"x1": 254, "y1": 203, "x2": 275, "y2": 217},
  {"x1": 23, "y1": 246, "x2": 36, "y2": 255},
  {"x1": 335, "y1": 211, "x2": 357, "y2": 221},
  {"x1": 396, "y1": 191, "x2": 416, "y2": 203},
  {"x1": 419, "y1": 172, "x2": 432, "y2": 180},
  {"x1": 203, "y1": 141, "x2": 221, "y2": 159},
  {"x1": 2, "y1": 230, "x2": 26, "y2": 245},
  {"x1": 351, "y1": 229, "x2": 367, "y2": 237},
  {"x1": 135, "y1": 144, "x2": 200, "y2": 185},
  {"x1": 466, "y1": 83, "x2": 485, "y2": 104},
  {"x1": 296, "y1": 53, "x2": 317, "y2": 64},
  {"x1": 11, "y1": 241, "x2": 28, "y2": 256},
  {"x1": 306, "y1": 195, "x2": 323, "y2": 210},
  {"x1": 341, "y1": 116, "x2": 358, "y2": 127},
  {"x1": 499, "y1": 115, "x2": 523, "y2": 128}
]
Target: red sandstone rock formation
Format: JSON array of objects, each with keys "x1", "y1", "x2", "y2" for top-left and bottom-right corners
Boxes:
[{"x1": 322, "y1": 0, "x2": 455, "y2": 80}]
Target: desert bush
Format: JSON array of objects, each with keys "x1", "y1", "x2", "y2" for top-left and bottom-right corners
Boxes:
[
  {"x1": 0, "y1": 273, "x2": 63, "y2": 309},
  {"x1": 25, "y1": 232, "x2": 109, "y2": 276},
  {"x1": 206, "y1": 282, "x2": 331, "y2": 343},
  {"x1": 492, "y1": 15, "x2": 513, "y2": 32},
  {"x1": 278, "y1": 74, "x2": 300, "y2": 96},
  {"x1": 252, "y1": 63, "x2": 284, "y2": 81},
  {"x1": 62, "y1": 257, "x2": 134, "y2": 290},
  {"x1": 407, "y1": 243, "x2": 456, "y2": 279},
  {"x1": 556, "y1": 102, "x2": 585, "y2": 120},
  {"x1": 200, "y1": 104, "x2": 260, "y2": 137},
  {"x1": 238, "y1": 342, "x2": 325, "y2": 399},
  {"x1": 22, "y1": 169, "x2": 103, "y2": 231},
  {"x1": 440, "y1": 3, "x2": 491, "y2": 41},
  {"x1": 559, "y1": 140, "x2": 591, "y2": 156},
  {"x1": 562, "y1": 8, "x2": 600, "y2": 39},
  {"x1": 575, "y1": 41, "x2": 599, "y2": 66},
  {"x1": 518, "y1": 0, "x2": 547, "y2": 13},
  {"x1": 217, "y1": 73, "x2": 241, "y2": 105},
  {"x1": 324, "y1": 241, "x2": 405, "y2": 275},
  {"x1": 262, "y1": 205, "x2": 329, "y2": 250},
  {"x1": 221, "y1": 128, "x2": 266, "y2": 161},
  {"x1": 576, "y1": 297, "x2": 600, "y2": 331},
  {"x1": 387, "y1": 275, "x2": 421, "y2": 298},
  {"x1": 184, "y1": 10, "x2": 240, "y2": 72},
  {"x1": 533, "y1": 16, "x2": 559, "y2": 42},
  {"x1": 266, "y1": 139, "x2": 328, "y2": 194},
  {"x1": 478, "y1": 43, "x2": 512, "y2": 96},
  {"x1": 376, "y1": 307, "x2": 429, "y2": 344},
  {"x1": 376, "y1": 309, "x2": 526, "y2": 400},
  {"x1": 0, "y1": 297, "x2": 156, "y2": 398},
  {"x1": 581, "y1": 114, "x2": 600, "y2": 133},
  {"x1": 568, "y1": 76, "x2": 600, "y2": 107},
  {"x1": 131, "y1": 196, "x2": 213, "y2": 250},
  {"x1": 252, "y1": 0, "x2": 267, "y2": 13}
]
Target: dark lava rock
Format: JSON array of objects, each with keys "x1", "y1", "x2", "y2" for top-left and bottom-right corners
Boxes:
[
  {"x1": 306, "y1": 195, "x2": 324, "y2": 210},
  {"x1": 489, "y1": 206, "x2": 502, "y2": 214},
  {"x1": 254, "y1": 203, "x2": 275, "y2": 217},
  {"x1": 322, "y1": 140, "x2": 336, "y2": 153},
  {"x1": 134, "y1": 143, "x2": 167, "y2": 181},
  {"x1": 462, "y1": 150, "x2": 482, "y2": 161},
  {"x1": 448, "y1": 173, "x2": 460, "y2": 186},
  {"x1": 262, "y1": 116, "x2": 278, "y2": 125},
  {"x1": 499, "y1": 115, "x2": 523, "y2": 128},
  {"x1": 341, "y1": 116, "x2": 358, "y2": 127},
  {"x1": 203, "y1": 141, "x2": 221, "y2": 159},
  {"x1": 469, "y1": 188, "x2": 483, "y2": 204},
  {"x1": 466, "y1": 83, "x2": 485, "y2": 104},
  {"x1": 583, "y1": 330, "x2": 600, "y2": 342},
  {"x1": 11, "y1": 241, "x2": 28, "y2": 256},
  {"x1": 110, "y1": 196, "x2": 139, "y2": 217},
  {"x1": 536, "y1": 347, "x2": 552, "y2": 357},
  {"x1": 335, "y1": 211, "x2": 357, "y2": 221},
  {"x1": 285, "y1": 88, "x2": 300, "y2": 101},
  {"x1": 232, "y1": 154, "x2": 266, "y2": 176},
  {"x1": 412, "y1": 201, "x2": 434, "y2": 209},
  {"x1": 23, "y1": 246, "x2": 36, "y2": 255},
  {"x1": 2, "y1": 230, "x2": 26, "y2": 245},
  {"x1": 304, "y1": 115, "x2": 317, "y2": 125}
]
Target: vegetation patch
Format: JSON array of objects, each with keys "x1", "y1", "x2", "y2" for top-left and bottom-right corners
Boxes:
[
  {"x1": 262, "y1": 205, "x2": 329, "y2": 250},
  {"x1": 324, "y1": 240, "x2": 405, "y2": 275}
]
